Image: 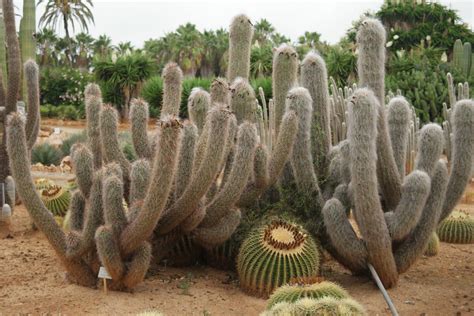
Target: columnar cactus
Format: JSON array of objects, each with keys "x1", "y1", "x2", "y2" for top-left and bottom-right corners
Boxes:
[
  {"x1": 0, "y1": 0, "x2": 39, "y2": 211},
  {"x1": 227, "y1": 14, "x2": 253, "y2": 82}
]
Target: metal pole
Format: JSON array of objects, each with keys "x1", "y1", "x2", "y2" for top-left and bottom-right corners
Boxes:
[{"x1": 368, "y1": 263, "x2": 399, "y2": 316}]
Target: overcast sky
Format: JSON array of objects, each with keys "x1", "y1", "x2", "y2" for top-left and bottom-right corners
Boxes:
[{"x1": 17, "y1": 0, "x2": 474, "y2": 46}]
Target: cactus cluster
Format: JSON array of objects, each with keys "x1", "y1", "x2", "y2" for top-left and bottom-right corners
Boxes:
[
  {"x1": 4, "y1": 10, "x2": 474, "y2": 292},
  {"x1": 452, "y1": 39, "x2": 473, "y2": 77},
  {"x1": 437, "y1": 210, "x2": 474, "y2": 244},
  {"x1": 0, "y1": 0, "x2": 40, "y2": 217},
  {"x1": 237, "y1": 220, "x2": 320, "y2": 297}
]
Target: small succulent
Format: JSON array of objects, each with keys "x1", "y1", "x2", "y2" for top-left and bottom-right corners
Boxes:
[{"x1": 437, "y1": 210, "x2": 474, "y2": 244}]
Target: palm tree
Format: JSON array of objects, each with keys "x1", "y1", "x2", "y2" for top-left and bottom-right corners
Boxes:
[
  {"x1": 250, "y1": 43, "x2": 272, "y2": 77},
  {"x1": 74, "y1": 32, "x2": 94, "y2": 69},
  {"x1": 93, "y1": 34, "x2": 112, "y2": 58},
  {"x1": 254, "y1": 18, "x2": 275, "y2": 44},
  {"x1": 115, "y1": 41, "x2": 134, "y2": 56},
  {"x1": 39, "y1": 0, "x2": 94, "y2": 63},
  {"x1": 36, "y1": 28, "x2": 58, "y2": 66},
  {"x1": 175, "y1": 23, "x2": 203, "y2": 76}
]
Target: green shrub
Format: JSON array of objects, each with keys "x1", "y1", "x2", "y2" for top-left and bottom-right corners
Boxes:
[
  {"x1": 57, "y1": 105, "x2": 81, "y2": 120},
  {"x1": 40, "y1": 104, "x2": 60, "y2": 118},
  {"x1": 141, "y1": 76, "x2": 163, "y2": 118},
  {"x1": 60, "y1": 132, "x2": 87, "y2": 157},
  {"x1": 251, "y1": 77, "x2": 272, "y2": 102},
  {"x1": 325, "y1": 46, "x2": 356, "y2": 87},
  {"x1": 40, "y1": 67, "x2": 93, "y2": 107},
  {"x1": 32, "y1": 143, "x2": 62, "y2": 166}
]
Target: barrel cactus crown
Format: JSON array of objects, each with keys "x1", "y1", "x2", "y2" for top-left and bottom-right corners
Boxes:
[
  {"x1": 266, "y1": 281, "x2": 349, "y2": 309},
  {"x1": 437, "y1": 210, "x2": 474, "y2": 244},
  {"x1": 424, "y1": 232, "x2": 440, "y2": 256},
  {"x1": 262, "y1": 297, "x2": 366, "y2": 316},
  {"x1": 40, "y1": 185, "x2": 71, "y2": 217},
  {"x1": 34, "y1": 178, "x2": 54, "y2": 191},
  {"x1": 237, "y1": 220, "x2": 320, "y2": 297}
]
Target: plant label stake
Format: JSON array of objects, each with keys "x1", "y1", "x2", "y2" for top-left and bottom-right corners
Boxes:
[{"x1": 98, "y1": 266, "x2": 112, "y2": 294}]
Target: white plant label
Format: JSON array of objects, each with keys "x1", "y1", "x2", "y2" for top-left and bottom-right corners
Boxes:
[
  {"x1": 98, "y1": 266, "x2": 112, "y2": 279},
  {"x1": 53, "y1": 127, "x2": 61, "y2": 134}
]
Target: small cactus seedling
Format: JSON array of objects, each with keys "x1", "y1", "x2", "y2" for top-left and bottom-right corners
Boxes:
[
  {"x1": 237, "y1": 220, "x2": 320, "y2": 298},
  {"x1": 40, "y1": 185, "x2": 71, "y2": 217},
  {"x1": 437, "y1": 210, "x2": 474, "y2": 244},
  {"x1": 266, "y1": 281, "x2": 349, "y2": 309}
]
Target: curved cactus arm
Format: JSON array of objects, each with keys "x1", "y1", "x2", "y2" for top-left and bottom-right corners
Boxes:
[
  {"x1": 301, "y1": 52, "x2": 331, "y2": 180},
  {"x1": 129, "y1": 159, "x2": 151, "y2": 205},
  {"x1": 252, "y1": 144, "x2": 269, "y2": 189},
  {"x1": 71, "y1": 144, "x2": 93, "y2": 199},
  {"x1": 338, "y1": 140, "x2": 351, "y2": 185},
  {"x1": 414, "y1": 124, "x2": 444, "y2": 177},
  {"x1": 85, "y1": 84, "x2": 103, "y2": 169},
  {"x1": 161, "y1": 62, "x2": 183, "y2": 118},
  {"x1": 95, "y1": 225, "x2": 125, "y2": 281},
  {"x1": 199, "y1": 122, "x2": 257, "y2": 228},
  {"x1": 272, "y1": 44, "x2": 299, "y2": 133},
  {"x1": 180, "y1": 204, "x2": 206, "y2": 233},
  {"x1": 120, "y1": 118, "x2": 182, "y2": 256},
  {"x1": 175, "y1": 122, "x2": 198, "y2": 199},
  {"x1": 322, "y1": 146, "x2": 342, "y2": 201},
  {"x1": 395, "y1": 160, "x2": 448, "y2": 273},
  {"x1": 192, "y1": 208, "x2": 241, "y2": 249},
  {"x1": 440, "y1": 100, "x2": 474, "y2": 221},
  {"x1": 68, "y1": 190, "x2": 86, "y2": 231},
  {"x1": 237, "y1": 111, "x2": 298, "y2": 208},
  {"x1": 188, "y1": 88, "x2": 211, "y2": 132},
  {"x1": 286, "y1": 87, "x2": 322, "y2": 201},
  {"x1": 103, "y1": 175, "x2": 128, "y2": 237},
  {"x1": 66, "y1": 171, "x2": 104, "y2": 259},
  {"x1": 230, "y1": 78, "x2": 257, "y2": 124},
  {"x1": 210, "y1": 77, "x2": 230, "y2": 105},
  {"x1": 155, "y1": 107, "x2": 231, "y2": 235},
  {"x1": 6, "y1": 113, "x2": 96, "y2": 286},
  {"x1": 122, "y1": 242, "x2": 152, "y2": 289},
  {"x1": 348, "y1": 89, "x2": 398, "y2": 288},
  {"x1": 387, "y1": 97, "x2": 410, "y2": 178},
  {"x1": 332, "y1": 183, "x2": 352, "y2": 214},
  {"x1": 130, "y1": 98, "x2": 152, "y2": 160},
  {"x1": 357, "y1": 19, "x2": 401, "y2": 210},
  {"x1": 2, "y1": 0, "x2": 20, "y2": 113},
  {"x1": 100, "y1": 105, "x2": 131, "y2": 180},
  {"x1": 227, "y1": 14, "x2": 253, "y2": 82},
  {"x1": 384, "y1": 170, "x2": 431, "y2": 241},
  {"x1": 322, "y1": 198, "x2": 367, "y2": 273},
  {"x1": 23, "y1": 60, "x2": 40, "y2": 150},
  {"x1": 219, "y1": 115, "x2": 238, "y2": 189}
]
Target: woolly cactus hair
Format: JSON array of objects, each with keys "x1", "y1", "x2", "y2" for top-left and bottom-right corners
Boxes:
[
  {"x1": 266, "y1": 280, "x2": 349, "y2": 309},
  {"x1": 210, "y1": 77, "x2": 230, "y2": 105},
  {"x1": 34, "y1": 178, "x2": 54, "y2": 191},
  {"x1": 40, "y1": 185, "x2": 71, "y2": 217},
  {"x1": 187, "y1": 87, "x2": 211, "y2": 132},
  {"x1": 293, "y1": 297, "x2": 367, "y2": 316},
  {"x1": 424, "y1": 232, "x2": 440, "y2": 257},
  {"x1": 437, "y1": 210, "x2": 474, "y2": 244},
  {"x1": 228, "y1": 14, "x2": 253, "y2": 82},
  {"x1": 230, "y1": 77, "x2": 257, "y2": 124},
  {"x1": 136, "y1": 310, "x2": 164, "y2": 316},
  {"x1": 237, "y1": 220, "x2": 320, "y2": 298}
]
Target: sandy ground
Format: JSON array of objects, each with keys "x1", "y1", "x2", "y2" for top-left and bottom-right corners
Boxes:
[{"x1": 1, "y1": 122, "x2": 473, "y2": 315}]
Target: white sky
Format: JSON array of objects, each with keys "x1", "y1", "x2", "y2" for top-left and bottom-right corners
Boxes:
[{"x1": 15, "y1": 0, "x2": 474, "y2": 46}]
